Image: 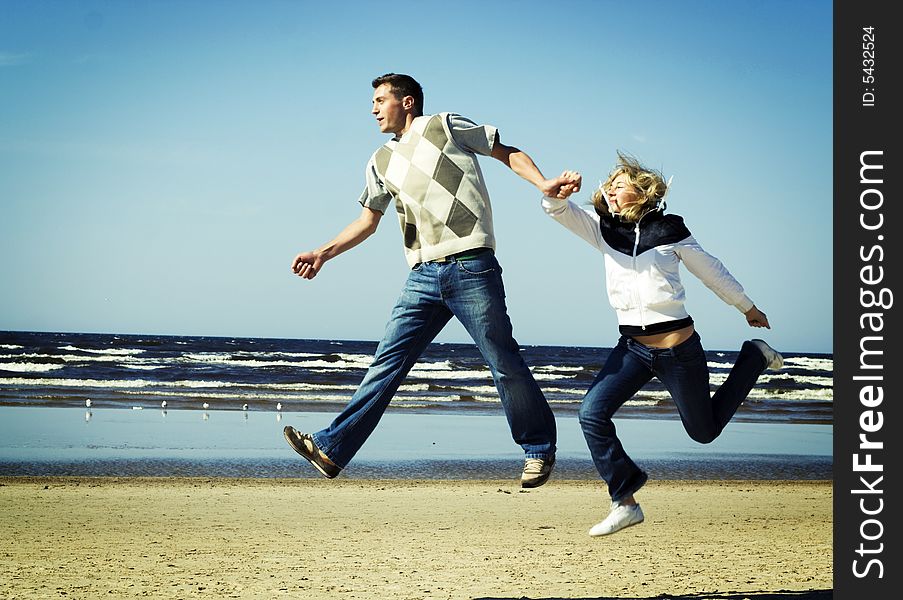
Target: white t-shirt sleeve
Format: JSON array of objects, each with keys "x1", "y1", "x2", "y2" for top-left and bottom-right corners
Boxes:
[
  {"x1": 358, "y1": 156, "x2": 393, "y2": 213},
  {"x1": 445, "y1": 113, "x2": 498, "y2": 157}
]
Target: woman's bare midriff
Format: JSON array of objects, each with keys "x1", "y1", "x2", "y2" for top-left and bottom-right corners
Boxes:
[{"x1": 630, "y1": 325, "x2": 695, "y2": 349}]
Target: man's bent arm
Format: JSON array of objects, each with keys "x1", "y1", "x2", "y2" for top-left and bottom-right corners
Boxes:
[
  {"x1": 490, "y1": 134, "x2": 580, "y2": 198},
  {"x1": 291, "y1": 206, "x2": 383, "y2": 280},
  {"x1": 491, "y1": 140, "x2": 545, "y2": 187}
]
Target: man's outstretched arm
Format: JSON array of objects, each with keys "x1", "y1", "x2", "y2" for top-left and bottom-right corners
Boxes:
[
  {"x1": 291, "y1": 206, "x2": 383, "y2": 280},
  {"x1": 490, "y1": 133, "x2": 581, "y2": 198}
]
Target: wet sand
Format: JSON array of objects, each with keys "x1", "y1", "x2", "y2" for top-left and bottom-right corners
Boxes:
[{"x1": 0, "y1": 477, "x2": 831, "y2": 599}]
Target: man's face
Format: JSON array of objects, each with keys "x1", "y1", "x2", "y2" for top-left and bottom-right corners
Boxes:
[{"x1": 371, "y1": 83, "x2": 408, "y2": 135}]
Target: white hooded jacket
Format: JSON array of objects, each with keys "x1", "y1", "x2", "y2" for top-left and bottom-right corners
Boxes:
[{"x1": 542, "y1": 196, "x2": 754, "y2": 331}]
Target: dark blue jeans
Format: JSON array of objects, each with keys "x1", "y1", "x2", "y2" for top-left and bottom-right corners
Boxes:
[
  {"x1": 578, "y1": 332, "x2": 767, "y2": 501},
  {"x1": 312, "y1": 251, "x2": 557, "y2": 468}
]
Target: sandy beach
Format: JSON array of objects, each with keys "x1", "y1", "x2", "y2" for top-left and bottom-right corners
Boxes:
[{"x1": 0, "y1": 477, "x2": 830, "y2": 599}]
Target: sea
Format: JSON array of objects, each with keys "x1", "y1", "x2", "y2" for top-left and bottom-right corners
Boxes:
[{"x1": 0, "y1": 331, "x2": 833, "y2": 480}]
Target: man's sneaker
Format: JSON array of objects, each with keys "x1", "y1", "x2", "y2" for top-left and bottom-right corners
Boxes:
[
  {"x1": 589, "y1": 502, "x2": 645, "y2": 537},
  {"x1": 521, "y1": 454, "x2": 555, "y2": 488},
  {"x1": 283, "y1": 426, "x2": 341, "y2": 479},
  {"x1": 750, "y1": 339, "x2": 784, "y2": 370}
]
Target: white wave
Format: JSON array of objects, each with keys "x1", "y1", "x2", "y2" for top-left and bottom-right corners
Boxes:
[
  {"x1": 398, "y1": 383, "x2": 430, "y2": 392},
  {"x1": 765, "y1": 374, "x2": 833, "y2": 387},
  {"x1": 181, "y1": 354, "x2": 355, "y2": 369},
  {"x1": 708, "y1": 372, "x2": 833, "y2": 388},
  {"x1": 406, "y1": 367, "x2": 572, "y2": 381},
  {"x1": 624, "y1": 398, "x2": 661, "y2": 407},
  {"x1": 333, "y1": 353, "x2": 377, "y2": 363},
  {"x1": 421, "y1": 384, "x2": 581, "y2": 396},
  {"x1": 518, "y1": 371, "x2": 573, "y2": 381},
  {"x1": 0, "y1": 362, "x2": 65, "y2": 373},
  {"x1": 531, "y1": 365, "x2": 585, "y2": 373},
  {"x1": 176, "y1": 379, "x2": 243, "y2": 388},
  {"x1": 574, "y1": 386, "x2": 834, "y2": 404},
  {"x1": 435, "y1": 385, "x2": 499, "y2": 395},
  {"x1": 747, "y1": 387, "x2": 834, "y2": 401},
  {"x1": 266, "y1": 382, "x2": 358, "y2": 391},
  {"x1": 182, "y1": 352, "x2": 234, "y2": 363},
  {"x1": 407, "y1": 367, "x2": 489, "y2": 380},
  {"x1": 470, "y1": 395, "x2": 504, "y2": 403},
  {"x1": 538, "y1": 387, "x2": 586, "y2": 396},
  {"x1": 4, "y1": 352, "x2": 158, "y2": 364},
  {"x1": 122, "y1": 365, "x2": 165, "y2": 371},
  {"x1": 289, "y1": 359, "x2": 372, "y2": 369},
  {"x1": 354, "y1": 354, "x2": 454, "y2": 371},
  {"x1": 543, "y1": 396, "x2": 659, "y2": 407},
  {"x1": 709, "y1": 357, "x2": 833, "y2": 373},
  {"x1": 627, "y1": 387, "x2": 833, "y2": 403},
  {"x1": 0, "y1": 344, "x2": 23, "y2": 349},
  {"x1": 783, "y1": 356, "x2": 833, "y2": 371},
  {"x1": 227, "y1": 359, "x2": 337, "y2": 369},
  {"x1": 233, "y1": 350, "x2": 323, "y2": 359},
  {"x1": 63, "y1": 354, "x2": 149, "y2": 364},
  {"x1": 707, "y1": 361, "x2": 737, "y2": 370},
  {"x1": 59, "y1": 345, "x2": 145, "y2": 356},
  {"x1": 410, "y1": 360, "x2": 455, "y2": 371},
  {"x1": 450, "y1": 394, "x2": 653, "y2": 406}
]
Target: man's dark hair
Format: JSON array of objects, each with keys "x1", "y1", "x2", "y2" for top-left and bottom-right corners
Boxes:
[{"x1": 372, "y1": 73, "x2": 424, "y2": 116}]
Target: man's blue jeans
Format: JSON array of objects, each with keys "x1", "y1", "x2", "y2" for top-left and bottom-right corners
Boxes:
[
  {"x1": 312, "y1": 251, "x2": 557, "y2": 468},
  {"x1": 578, "y1": 332, "x2": 768, "y2": 502}
]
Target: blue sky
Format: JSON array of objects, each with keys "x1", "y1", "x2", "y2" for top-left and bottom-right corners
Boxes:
[{"x1": 0, "y1": 0, "x2": 832, "y2": 353}]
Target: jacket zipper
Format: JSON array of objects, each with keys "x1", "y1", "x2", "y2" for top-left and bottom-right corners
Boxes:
[{"x1": 632, "y1": 219, "x2": 645, "y2": 330}]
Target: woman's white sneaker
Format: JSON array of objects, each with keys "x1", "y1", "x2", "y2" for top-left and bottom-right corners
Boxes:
[
  {"x1": 589, "y1": 502, "x2": 645, "y2": 536},
  {"x1": 750, "y1": 339, "x2": 784, "y2": 370}
]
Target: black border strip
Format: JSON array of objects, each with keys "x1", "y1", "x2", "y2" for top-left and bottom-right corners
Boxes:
[{"x1": 834, "y1": 1, "x2": 900, "y2": 596}]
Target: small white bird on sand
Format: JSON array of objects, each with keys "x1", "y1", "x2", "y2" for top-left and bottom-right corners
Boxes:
[
  {"x1": 276, "y1": 402, "x2": 282, "y2": 411},
  {"x1": 85, "y1": 399, "x2": 92, "y2": 408},
  {"x1": 161, "y1": 400, "x2": 167, "y2": 409},
  {"x1": 202, "y1": 402, "x2": 210, "y2": 410},
  {"x1": 242, "y1": 403, "x2": 248, "y2": 411}
]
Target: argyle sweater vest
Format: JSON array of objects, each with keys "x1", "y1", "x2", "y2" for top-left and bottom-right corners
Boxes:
[{"x1": 369, "y1": 113, "x2": 496, "y2": 267}]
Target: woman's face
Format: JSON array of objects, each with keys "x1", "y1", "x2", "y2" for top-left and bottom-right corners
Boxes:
[{"x1": 606, "y1": 172, "x2": 641, "y2": 214}]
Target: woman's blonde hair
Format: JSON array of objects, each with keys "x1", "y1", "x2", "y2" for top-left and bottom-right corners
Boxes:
[{"x1": 592, "y1": 151, "x2": 668, "y2": 223}]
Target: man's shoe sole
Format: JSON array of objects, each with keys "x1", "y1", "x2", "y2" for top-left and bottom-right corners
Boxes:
[{"x1": 283, "y1": 426, "x2": 340, "y2": 479}]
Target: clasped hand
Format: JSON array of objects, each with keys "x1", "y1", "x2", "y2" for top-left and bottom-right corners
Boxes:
[{"x1": 541, "y1": 170, "x2": 582, "y2": 199}]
